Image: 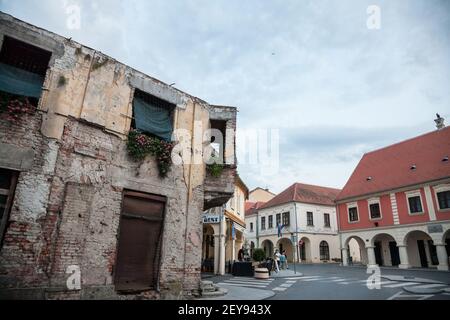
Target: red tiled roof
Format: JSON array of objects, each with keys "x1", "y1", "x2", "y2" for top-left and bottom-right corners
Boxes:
[
  {"x1": 245, "y1": 201, "x2": 266, "y2": 217},
  {"x1": 260, "y1": 183, "x2": 341, "y2": 209},
  {"x1": 337, "y1": 126, "x2": 450, "y2": 201}
]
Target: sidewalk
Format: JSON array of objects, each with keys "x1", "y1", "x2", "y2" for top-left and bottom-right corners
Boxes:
[
  {"x1": 198, "y1": 285, "x2": 275, "y2": 300},
  {"x1": 270, "y1": 269, "x2": 303, "y2": 278}
]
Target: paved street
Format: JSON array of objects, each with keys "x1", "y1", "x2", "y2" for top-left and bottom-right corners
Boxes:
[{"x1": 205, "y1": 264, "x2": 450, "y2": 300}]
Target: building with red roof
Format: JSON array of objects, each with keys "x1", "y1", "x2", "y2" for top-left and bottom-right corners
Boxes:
[
  {"x1": 251, "y1": 182, "x2": 342, "y2": 263},
  {"x1": 337, "y1": 123, "x2": 450, "y2": 271}
]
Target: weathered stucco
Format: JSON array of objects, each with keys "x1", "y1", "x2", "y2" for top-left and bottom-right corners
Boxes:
[{"x1": 0, "y1": 12, "x2": 237, "y2": 300}]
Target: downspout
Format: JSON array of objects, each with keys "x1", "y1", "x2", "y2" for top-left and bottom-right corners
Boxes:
[{"x1": 182, "y1": 101, "x2": 197, "y2": 294}]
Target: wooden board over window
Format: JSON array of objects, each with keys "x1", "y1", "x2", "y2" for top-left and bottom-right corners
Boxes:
[
  {"x1": 0, "y1": 168, "x2": 19, "y2": 249},
  {"x1": 114, "y1": 191, "x2": 166, "y2": 292}
]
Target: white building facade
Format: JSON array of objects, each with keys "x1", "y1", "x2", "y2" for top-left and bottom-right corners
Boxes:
[{"x1": 254, "y1": 183, "x2": 342, "y2": 263}]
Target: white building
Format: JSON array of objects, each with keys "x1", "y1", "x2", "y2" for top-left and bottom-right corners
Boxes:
[{"x1": 252, "y1": 183, "x2": 342, "y2": 263}]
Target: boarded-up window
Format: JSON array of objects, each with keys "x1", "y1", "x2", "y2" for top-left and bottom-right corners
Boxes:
[
  {"x1": 0, "y1": 168, "x2": 19, "y2": 249},
  {"x1": 114, "y1": 191, "x2": 166, "y2": 292}
]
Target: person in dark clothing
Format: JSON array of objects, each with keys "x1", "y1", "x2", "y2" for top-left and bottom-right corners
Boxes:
[{"x1": 238, "y1": 246, "x2": 244, "y2": 261}]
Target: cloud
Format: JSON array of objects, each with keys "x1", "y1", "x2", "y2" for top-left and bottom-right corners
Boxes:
[{"x1": 1, "y1": 0, "x2": 449, "y2": 193}]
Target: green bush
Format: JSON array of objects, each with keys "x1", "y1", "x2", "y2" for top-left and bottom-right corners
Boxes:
[{"x1": 252, "y1": 248, "x2": 266, "y2": 262}]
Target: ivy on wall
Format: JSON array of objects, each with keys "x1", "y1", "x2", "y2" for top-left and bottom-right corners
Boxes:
[{"x1": 127, "y1": 129, "x2": 175, "y2": 178}]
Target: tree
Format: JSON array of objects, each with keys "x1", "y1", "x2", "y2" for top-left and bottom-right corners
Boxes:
[{"x1": 252, "y1": 248, "x2": 266, "y2": 262}]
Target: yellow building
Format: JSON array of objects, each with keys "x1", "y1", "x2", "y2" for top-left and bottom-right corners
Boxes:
[{"x1": 202, "y1": 174, "x2": 249, "y2": 274}]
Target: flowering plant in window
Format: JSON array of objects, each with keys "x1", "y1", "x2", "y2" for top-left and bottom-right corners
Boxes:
[{"x1": 127, "y1": 129, "x2": 175, "y2": 178}]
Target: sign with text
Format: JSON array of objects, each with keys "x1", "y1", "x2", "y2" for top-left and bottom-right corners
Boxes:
[{"x1": 202, "y1": 214, "x2": 222, "y2": 224}]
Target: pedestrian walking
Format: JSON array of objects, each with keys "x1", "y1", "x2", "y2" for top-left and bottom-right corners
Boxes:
[
  {"x1": 274, "y1": 249, "x2": 281, "y2": 273},
  {"x1": 282, "y1": 250, "x2": 289, "y2": 270},
  {"x1": 280, "y1": 251, "x2": 286, "y2": 270}
]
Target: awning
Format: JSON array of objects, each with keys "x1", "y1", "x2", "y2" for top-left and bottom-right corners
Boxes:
[
  {"x1": 0, "y1": 62, "x2": 44, "y2": 98},
  {"x1": 224, "y1": 210, "x2": 246, "y2": 228}
]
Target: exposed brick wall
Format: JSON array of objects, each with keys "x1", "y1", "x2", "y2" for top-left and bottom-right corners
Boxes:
[{"x1": 0, "y1": 116, "x2": 207, "y2": 299}]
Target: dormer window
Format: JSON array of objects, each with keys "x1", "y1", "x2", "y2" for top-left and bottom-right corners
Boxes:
[
  {"x1": 443, "y1": 156, "x2": 449, "y2": 162},
  {"x1": 410, "y1": 164, "x2": 417, "y2": 171}
]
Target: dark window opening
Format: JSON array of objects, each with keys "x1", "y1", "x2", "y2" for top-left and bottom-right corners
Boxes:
[
  {"x1": 282, "y1": 212, "x2": 290, "y2": 226},
  {"x1": 437, "y1": 191, "x2": 450, "y2": 210},
  {"x1": 131, "y1": 89, "x2": 175, "y2": 141},
  {"x1": 320, "y1": 241, "x2": 330, "y2": 261},
  {"x1": 114, "y1": 190, "x2": 166, "y2": 292},
  {"x1": 250, "y1": 222, "x2": 254, "y2": 232},
  {"x1": 0, "y1": 168, "x2": 19, "y2": 249},
  {"x1": 209, "y1": 119, "x2": 226, "y2": 164},
  {"x1": 276, "y1": 213, "x2": 281, "y2": 226},
  {"x1": 408, "y1": 196, "x2": 423, "y2": 214},
  {"x1": 268, "y1": 215, "x2": 273, "y2": 229},
  {"x1": 307, "y1": 212, "x2": 314, "y2": 226},
  {"x1": 348, "y1": 207, "x2": 358, "y2": 222},
  {"x1": 0, "y1": 36, "x2": 51, "y2": 107},
  {"x1": 369, "y1": 203, "x2": 381, "y2": 219},
  {"x1": 261, "y1": 217, "x2": 266, "y2": 230},
  {"x1": 324, "y1": 213, "x2": 331, "y2": 227}
]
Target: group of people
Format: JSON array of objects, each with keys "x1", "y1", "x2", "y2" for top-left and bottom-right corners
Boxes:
[{"x1": 273, "y1": 249, "x2": 288, "y2": 273}]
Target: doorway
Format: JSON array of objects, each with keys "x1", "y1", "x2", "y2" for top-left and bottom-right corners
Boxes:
[
  {"x1": 374, "y1": 241, "x2": 383, "y2": 266},
  {"x1": 389, "y1": 241, "x2": 400, "y2": 266},
  {"x1": 417, "y1": 240, "x2": 428, "y2": 268}
]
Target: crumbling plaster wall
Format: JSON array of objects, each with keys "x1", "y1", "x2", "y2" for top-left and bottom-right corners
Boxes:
[{"x1": 0, "y1": 12, "x2": 221, "y2": 299}]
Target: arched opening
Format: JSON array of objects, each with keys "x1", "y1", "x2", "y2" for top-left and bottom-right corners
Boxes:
[
  {"x1": 345, "y1": 236, "x2": 368, "y2": 265},
  {"x1": 202, "y1": 224, "x2": 215, "y2": 272},
  {"x1": 299, "y1": 237, "x2": 311, "y2": 263},
  {"x1": 277, "y1": 238, "x2": 294, "y2": 262},
  {"x1": 443, "y1": 230, "x2": 450, "y2": 261},
  {"x1": 371, "y1": 233, "x2": 400, "y2": 267},
  {"x1": 404, "y1": 230, "x2": 438, "y2": 268},
  {"x1": 261, "y1": 240, "x2": 274, "y2": 259},
  {"x1": 319, "y1": 241, "x2": 330, "y2": 261}
]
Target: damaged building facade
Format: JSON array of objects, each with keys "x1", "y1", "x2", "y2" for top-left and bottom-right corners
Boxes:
[{"x1": 0, "y1": 12, "x2": 237, "y2": 299}]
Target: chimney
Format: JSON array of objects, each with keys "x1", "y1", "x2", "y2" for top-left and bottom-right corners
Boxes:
[{"x1": 435, "y1": 113, "x2": 445, "y2": 130}]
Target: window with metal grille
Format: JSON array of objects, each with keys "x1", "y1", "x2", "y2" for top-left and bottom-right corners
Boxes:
[
  {"x1": 307, "y1": 212, "x2": 314, "y2": 226},
  {"x1": 268, "y1": 215, "x2": 273, "y2": 229},
  {"x1": 261, "y1": 217, "x2": 266, "y2": 230},
  {"x1": 369, "y1": 203, "x2": 381, "y2": 219},
  {"x1": 324, "y1": 213, "x2": 331, "y2": 228},
  {"x1": 131, "y1": 89, "x2": 175, "y2": 141},
  {"x1": 114, "y1": 190, "x2": 166, "y2": 292},
  {"x1": 348, "y1": 207, "x2": 358, "y2": 222},
  {"x1": 437, "y1": 191, "x2": 450, "y2": 210},
  {"x1": 282, "y1": 212, "x2": 290, "y2": 226},
  {"x1": 320, "y1": 241, "x2": 330, "y2": 261},
  {"x1": 0, "y1": 168, "x2": 19, "y2": 249},
  {"x1": 0, "y1": 36, "x2": 51, "y2": 106},
  {"x1": 408, "y1": 196, "x2": 423, "y2": 214}
]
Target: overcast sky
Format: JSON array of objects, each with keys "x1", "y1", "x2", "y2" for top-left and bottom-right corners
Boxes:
[{"x1": 1, "y1": 0, "x2": 449, "y2": 194}]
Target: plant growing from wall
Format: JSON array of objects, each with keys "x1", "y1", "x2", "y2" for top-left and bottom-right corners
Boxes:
[
  {"x1": 206, "y1": 153, "x2": 224, "y2": 178},
  {"x1": 127, "y1": 129, "x2": 175, "y2": 178},
  {"x1": 92, "y1": 57, "x2": 109, "y2": 71},
  {"x1": 57, "y1": 75, "x2": 67, "y2": 87},
  {"x1": 0, "y1": 91, "x2": 36, "y2": 124}
]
